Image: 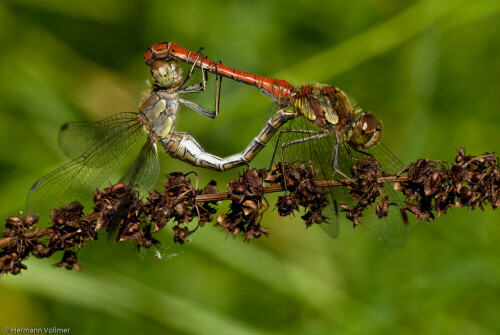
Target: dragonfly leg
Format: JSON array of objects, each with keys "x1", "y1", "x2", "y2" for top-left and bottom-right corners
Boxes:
[
  {"x1": 181, "y1": 65, "x2": 223, "y2": 118},
  {"x1": 177, "y1": 59, "x2": 223, "y2": 120},
  {"x1": 178, "y1": 98, "x2": 217, "y2": 120},
  {"x1": 213, "y1": 61, "x2": 222, "y2": 118},
  {"x1": 269, "y1": 129, "x2": 327, "y2": 170},
  {"x1": 340, "y1": 132, "x2": 375, "y2": 161},
  {"x1": 332, "y1": 132, "x2": 353, "y2": 180},
  {"x1": 161, "y1": 109, "x2": 295, "y2": 171},
  {"x1": 177, "y1": 60, "x2": 223, "y2": 119},
  {"x1": 269, "y1": 129, "x2": 328, "y2": 189},
  {"x1": 177, "y1": 47, "x2": 205, "y2": 90}
]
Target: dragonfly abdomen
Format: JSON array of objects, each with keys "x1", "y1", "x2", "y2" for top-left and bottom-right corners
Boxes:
[
  {"x1": 145, "y1": 42, "x2": 294, "y2": 105},
  {"x1": 160, "y1": 108, "x2": 296, "y2": 171}
]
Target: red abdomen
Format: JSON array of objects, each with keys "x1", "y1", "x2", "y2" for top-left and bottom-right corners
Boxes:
[{"x1": 145, "y1": 42, "x2": 295, "y2": 105}]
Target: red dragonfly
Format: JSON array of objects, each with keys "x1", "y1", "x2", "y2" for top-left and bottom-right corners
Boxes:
[{"x1": 144, "y1": 42, "x2": 409, "y2": 246}]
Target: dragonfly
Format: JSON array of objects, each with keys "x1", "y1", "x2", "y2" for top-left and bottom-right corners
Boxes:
[
  {"x1": 27, "y1": 51, "x2": 285, "y2": 222},
  {"x1": 144, "y1": 42, "x2": 410, "y2": 246}
]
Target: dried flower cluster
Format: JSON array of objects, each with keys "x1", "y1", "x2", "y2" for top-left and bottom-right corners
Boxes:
[
  {"x1": 1, "y1": 149, "x2": 499, "y2": 275},
  {"x1": 0, "y1": 173, "x2": 218, "y2": 275},
  {"x1": 0, "y1": 202, "x2": 95, "y2": 275},
  {"x1": 397, "y1": 148, "x2": 500, "y2": 220},
  {"x1": 216, "y1": 168, "x2": 269, "y2": 241},
  {"x1": 337, "y1": 158, "x2": 389, "y2": 226},
  {"x1": 265, "y1": 162, "x2": 329, "y2": 227}
]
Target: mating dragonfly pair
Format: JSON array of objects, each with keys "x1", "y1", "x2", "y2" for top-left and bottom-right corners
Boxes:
[{"x1": 27, "y1": 42, "x2": 409, "y2": 246}]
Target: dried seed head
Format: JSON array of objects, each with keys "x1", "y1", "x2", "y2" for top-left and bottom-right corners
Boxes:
[
  {"x1": 276, "y1": 195, "x2": 299, "y2": 218},
  {"x1": 471, "y1": 172, "x2": 481, "y2": 183},
  {"x1": 111, "y1": 183, "x2": 126, "y2": 193},
  {"x1": 54, "y1": 251, "x2": 82, "y2": 272}
]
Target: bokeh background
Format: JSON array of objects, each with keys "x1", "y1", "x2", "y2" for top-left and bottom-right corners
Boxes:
[{"x1": 1, "y1": 0, "x2": 500, "y2": 334}]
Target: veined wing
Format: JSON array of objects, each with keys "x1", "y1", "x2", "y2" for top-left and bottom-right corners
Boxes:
[
  {"x1": 267, "y1": 107, "x2": 341, "y2": 239},
  {"x1": 27, "y1": 114, "x2": 144, "y2": 216},
  {"x1": 106, "y1": 139, "x2": 160, "y2": 235},
  {"x1": 269, "y1": 109, "x2": 409, "y2": 246},
  {"x1": 58, "y1": 112, "x2": 139, "y2": 165},
  {"x1": 120, "y1": 139, "x2": 160, "y2": 199},
  {"x1": 358, "y1": 144, "x2": 409, "y2": 247}
]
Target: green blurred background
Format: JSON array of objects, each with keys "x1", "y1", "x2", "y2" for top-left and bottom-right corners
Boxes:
[{"x1": 1, "y1": 0, "x2": 500, "y2": 334}]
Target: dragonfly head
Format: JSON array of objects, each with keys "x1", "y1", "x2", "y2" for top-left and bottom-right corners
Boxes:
[
  {"x1": 347, "y1": 112, "x2": 383, "y2": 150},
  {"x1": 149, "y1": 59, "x2": 183, "y2": 89}
]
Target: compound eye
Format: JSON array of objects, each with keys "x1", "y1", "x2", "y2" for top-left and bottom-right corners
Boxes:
[
  {"x1": 150, "y1": 60, "x2": 174, "y2": 88},
  {"x1": 348, "y1": 112, "x2": 382, "y2": 149},
  {"x1": 360, "y1": 113, "x2": 377, "y2": 134}
]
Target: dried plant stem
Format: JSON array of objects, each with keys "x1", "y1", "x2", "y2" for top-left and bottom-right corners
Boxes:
[
  {"x1": 0, "y1": 176, "x2": 407, "y2": 250},
  {"x1": 1, "y1": 149, "x2": 498, "y2": 275},
  {"x1": 195, "y1": 175, "x2": 408, "y2": 202},
  {"x1": 0, "y1": 228, "x2": 53, "y2": 250}
]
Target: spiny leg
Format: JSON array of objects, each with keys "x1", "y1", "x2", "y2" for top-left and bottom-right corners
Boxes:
[
  {"x1": 269, "y1": 128, "x2": 325, "y2": 170},
  {"x1": 178, "y1": 60, "x2": 223, "y2": 119},
  {"x1": 178, "y1": 47, "x2": 206, "y2": 90},
  {"x1": 336, "y1": 132, "x2": 375, "y2": 178},
  {"x1": 177, "y1": 65, "x2": 209, "y2": 93},
  {"x1": 178, "y1": 98, "x2": 218, "y2": 120},
  {"x1": 270, "y1": 128, "x2": 328, "y2": 190},
  {"x1": 180, "y1": 60, "x2": 223, "y2": 115},
  {"x1": 332, "y1": 132, "x2": 352, "y2": 180},
  {"x1": 213, "y1": 61, "x2": 222, "y2": 118},
  {"x1": 176, "y1": 57, "x2": 223, "y2": 120}
]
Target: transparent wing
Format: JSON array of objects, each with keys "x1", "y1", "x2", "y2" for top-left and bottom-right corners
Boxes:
[
  {"x1": 120, "y1": 139, "x2": 160, "y2": 198},
  {"x1": 58, "y1": 112, "x2": 139, "y2": 163},
  {"x1": 267, "y1": 107, "x2": 342, "y2": 239},
  {"x1": 105, "y1": 139, "x2": 160, "y2": 235},
  {"x1": 27, "y1": 113, "x2": 144, "y2": 216},
  {"x1": 359, "y1": 144, "x2": 409, "y2": 247},
  {"x1": 268, "y1": 108, "x2": 409, "y2": 246}
]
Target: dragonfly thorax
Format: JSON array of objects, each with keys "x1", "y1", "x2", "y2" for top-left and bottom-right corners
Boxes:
[
  {"x1": 292, "y1": 84, "x2": 383, "y2": 150},
  {"x1": 292, "y1": 84, "x2": 352, "y2": 129},
  {"x1": 138, "y1": 91, "x2": 178, "y2": 142}
]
